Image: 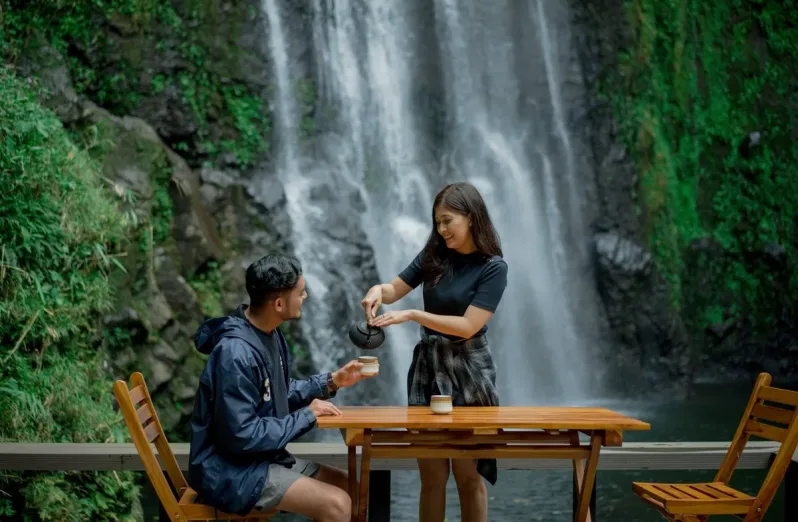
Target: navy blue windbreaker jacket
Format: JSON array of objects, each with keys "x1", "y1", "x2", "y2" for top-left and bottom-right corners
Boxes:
[{"x1": 187, "y1": 311, "x2": 334, "y2": 515}]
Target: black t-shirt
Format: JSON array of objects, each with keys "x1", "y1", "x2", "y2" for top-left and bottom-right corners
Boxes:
[
  {"x1": 233, "y1": 306, "x2": 294, "y2": 466},
  {"x1": 397, "y1": 249, "x2": 508, "y2": 339}
]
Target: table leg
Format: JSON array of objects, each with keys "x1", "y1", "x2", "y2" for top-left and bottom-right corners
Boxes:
[
  {"x1": 357, "y1": 429, "x2": 373, "y2": 522},
  {"x1": 348, "y1": 443, "x2": 358, "y2": 522},
  {"x1": 573, "y1": 432, "x2": 602, "y2": 522}
]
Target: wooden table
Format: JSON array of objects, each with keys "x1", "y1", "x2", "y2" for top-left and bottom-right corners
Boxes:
[{"x1": 316, "y1": 406, "x2": 651, "y2": 522}]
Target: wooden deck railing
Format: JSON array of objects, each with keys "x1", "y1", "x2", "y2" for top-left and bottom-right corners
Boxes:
[{"x1": 1, "y1": 441, "x2": 796, "y2": 521}]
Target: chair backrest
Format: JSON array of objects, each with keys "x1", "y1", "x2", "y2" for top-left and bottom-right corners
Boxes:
[
  {"x1": 113, "y1": 372, "x2": 189, "y2": 520},
  {"x1": 714, "y1": 372, "x2": 798, "y2": 521}
]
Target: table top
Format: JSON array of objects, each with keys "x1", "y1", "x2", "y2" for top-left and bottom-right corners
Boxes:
[{"x1": 315, "y1": 406, "x2": 651, "y2": 431}]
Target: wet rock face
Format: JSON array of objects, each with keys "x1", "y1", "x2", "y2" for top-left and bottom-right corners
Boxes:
[
  {"x1": 14, "y1": 8, "x2": 313, "y2": 438},
  {"x1": 593, "y1": 232, "x2": 690, "y2": 393},
  {"x1": 570, "y1": 0, "x2": 692, "y2": 393}
]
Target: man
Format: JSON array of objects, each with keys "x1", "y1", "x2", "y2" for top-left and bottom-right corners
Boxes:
[{"x1": 188, "y1": 253, "x2": 374, "y2": 522}]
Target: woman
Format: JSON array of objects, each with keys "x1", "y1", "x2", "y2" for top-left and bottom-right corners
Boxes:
[{"x1": 361, "y1": 182, "x2": 508, "y2": 522}]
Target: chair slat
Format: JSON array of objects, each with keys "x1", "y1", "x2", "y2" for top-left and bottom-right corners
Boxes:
[
  {"x1": 143, "y1": 420, "x2": 160, "y2": 443},
  {"x1": 759, "y1": 386, "x2": 798, "y2": 407},
  {"x1": 136, "y1": 403, "x2": 154, "y2": 425},
  {"x1": 675, "y1": 485, "x2": 711, "y2": 500},
  {"x1": 129, "y1": 385, "x2": 146, "y2": 406},
  {"x1": 690, "y1": 484, "x2": 723, "y2": 499},
  {"x1": 706, "y1": 482, "x2": 751, "y2": 499},
  {"x1": 751, "y1": 403, "x2": 794, "y2": 426},
  {"x1": 654, "y1": 484, "x2": 694, "y2": 499},
  {"x1": 745, "y1": 419, "x2": 788, "y2": 443}
]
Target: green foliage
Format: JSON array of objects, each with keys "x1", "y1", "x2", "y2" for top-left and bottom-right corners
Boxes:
[
  {"x1": 1, "y1": 0, "x2": 149, "y2": 112},
  {"x1": 149, "y1": 155, "x2": 174, "y2": 245},
  {"x1": 0, "y1": 67, "x2": 140, "y2": 520},
  {"x1": 1, "y1": 0, "x2": 271, "y2": 168},
  {"x1": 188, "y1": 261, "x2": 224, "y2": 318},
  {"x1": 0, "y1": 69, "x2": 129, "y2": 348},
  {"x1": 605, "y1": 0, "x2": 798, "y2": 341}
]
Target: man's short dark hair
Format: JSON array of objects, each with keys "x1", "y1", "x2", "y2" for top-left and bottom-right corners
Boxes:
[{"x1": 246, "y1": 254, "x2": 303, "y2": 308}]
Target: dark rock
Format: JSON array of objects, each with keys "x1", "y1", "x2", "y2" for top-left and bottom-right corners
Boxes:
[
  {"x1": 152, "y1": 339, "x2": 182, "y2": 363},
  {"x1": 103, "y1": 307, "x2": 148, "y2": 345},
  {"x1": 76, "y1": 101, "x2": 225, "y2": 279},
  {"x1": 17, "y1": 33, "x2": 82, "y2": 124},
  {"x1": 167, "y1": 147, "x2": 226, "y2": 277},
  {"x1": 154, "y1": 247, "x2": 202, "y2": 324},
  {"x1": 133, "y1": 84, "x2": 198, "y2": 143},
  {"x1": 593, "y1": 231, "x2": 690, "y2": 391},
  {"x1": 763, "y1": 242, "x2": 787, "y2": 271},
  {"x1": 707, "y1": 319, "x2": 736, "y2": 341},
  {"x1": 594, "y1": 232, "x2": 652, "y2": 279},
  {"x1": 139, "y1": 344, "x2": 175, "y2": 391},
  {"x1": 146, "y1": 290, "x2": 175, "y2": 332}
]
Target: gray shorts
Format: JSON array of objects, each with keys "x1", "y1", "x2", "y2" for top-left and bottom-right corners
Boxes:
[{"x1": 254, "y1": 458, "x2": 321, "y2": 512}]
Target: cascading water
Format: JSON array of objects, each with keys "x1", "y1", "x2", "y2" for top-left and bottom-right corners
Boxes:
[
  {"x1": 261, "y1": 0, "x2": 605, "y2": 406},
  {"x1": 261, "y1": 1, "x2": 400, "y2": 405}
]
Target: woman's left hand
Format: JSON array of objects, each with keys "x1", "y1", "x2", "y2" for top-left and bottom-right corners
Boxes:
[{"x1": 369, "y1": 309, "x2": 415, "y2": 327}]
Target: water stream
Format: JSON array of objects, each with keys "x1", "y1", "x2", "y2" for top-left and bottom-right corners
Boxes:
[{"x1": 261, "y1": 0, "x2": 605, "y2": 406}]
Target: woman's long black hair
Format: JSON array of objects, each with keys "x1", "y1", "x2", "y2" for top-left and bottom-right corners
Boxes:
[{"x1": 421, "y1": 182, "x2": 503, "y2": 286}]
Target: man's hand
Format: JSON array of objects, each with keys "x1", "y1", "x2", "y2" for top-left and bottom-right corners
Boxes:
[
  {"x1": 332, "y1": 359, "x2": 377, "y2": 389},
  {"x1": 309, "y1": 399, "x2": 341, "y2": 418}
]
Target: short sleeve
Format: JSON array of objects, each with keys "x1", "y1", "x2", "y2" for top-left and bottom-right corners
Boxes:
[
  {"x1": 470, "y1": 258, "x2": 508, "y2": 312},
  {"x1": 397, "y1": 250, "x2": 425, "y2": 289}
]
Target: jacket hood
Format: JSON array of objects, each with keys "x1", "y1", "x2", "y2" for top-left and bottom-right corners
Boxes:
[{"x1": 193, "y1": 306, "x2": 260, "y2": 355}]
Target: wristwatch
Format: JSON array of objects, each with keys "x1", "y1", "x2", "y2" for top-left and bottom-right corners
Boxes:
[{"x1": 326, "y1": 372, "x2": 339, "y2": 394}]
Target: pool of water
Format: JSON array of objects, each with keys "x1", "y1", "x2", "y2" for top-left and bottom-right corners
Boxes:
[{"x1": 142, "y1": 380, "x2": 788, "y2": 521}]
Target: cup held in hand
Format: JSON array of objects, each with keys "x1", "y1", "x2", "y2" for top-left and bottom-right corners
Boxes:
[
  {"x1": 358, "y1": 356, "x2": 379, "y2": 376},
  {"x1": 430, "y1": 395, "x2": 452, "y2": 415}
]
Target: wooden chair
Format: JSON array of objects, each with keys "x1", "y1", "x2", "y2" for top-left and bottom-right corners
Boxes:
[
  {"x1": 632, "y1": 372, "x2": 798, "y2": 522},
  {"x1": 113, "y1": 372, "x2": 275, "y2": 521}
]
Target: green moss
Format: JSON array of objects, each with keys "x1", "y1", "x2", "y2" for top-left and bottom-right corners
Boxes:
[
  {"x1": 2, "y1": 0, "x2": 272, "y2": 168},
  {"x1": 147, "y1": 1, "x2": 272, "y2": 168},
  {"x1": 69, "y1": 110, "x2": 175, "y2": 259},
  {"x1": 0, "y1": 66, "x2": 140, "y2": 521},
  {"x1": 605, "y1": 0, "x2": 798, "y2": 339},
  {"x1": 188, "y1": 261, "x2": 224, "y2": 318}
]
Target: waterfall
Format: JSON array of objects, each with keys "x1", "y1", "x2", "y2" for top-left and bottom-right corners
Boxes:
[
  {"x1": 261, "y1": 0, "x2": 604, "y2": 405},
  {"x1": 261, "y1": 1, "x2": 401, "y2": 405}
]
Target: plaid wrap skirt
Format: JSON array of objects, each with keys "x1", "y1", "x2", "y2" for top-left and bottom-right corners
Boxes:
[{"x1": 406, "y1": 325, "x2": 500, "y2": 485}]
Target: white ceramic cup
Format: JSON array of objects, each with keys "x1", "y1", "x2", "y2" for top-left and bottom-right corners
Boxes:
[
  {"x1": 430, "y1": 395, "x2": 453, "y2": 414},
  {"x1": 358, "y1": 356, "x2": 379, "y2": 376}
]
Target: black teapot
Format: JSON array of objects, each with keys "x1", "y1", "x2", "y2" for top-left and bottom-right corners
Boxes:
[{"x1": 348, "y1": 319, "x2": 385, "y2": 350}]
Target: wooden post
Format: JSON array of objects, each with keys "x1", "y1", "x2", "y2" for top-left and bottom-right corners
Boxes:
[
  {"x1": 367, "y1": 470, "x2": 391, "y2": 522},
  {"x1": 572, "y1": 472, "x2": 596, "y2": 521}
]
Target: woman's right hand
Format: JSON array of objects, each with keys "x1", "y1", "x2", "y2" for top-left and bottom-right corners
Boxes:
[{"x1": 361, "y1": 285, "x2": 383, "y2": 320}]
